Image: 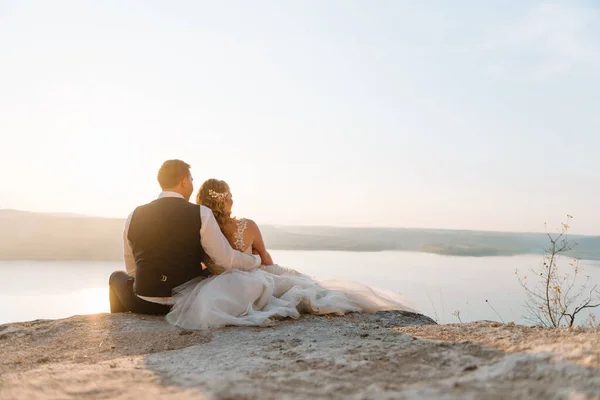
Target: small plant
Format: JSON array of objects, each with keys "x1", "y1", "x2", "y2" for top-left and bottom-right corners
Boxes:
[
  {"x1": 516, "y1": 216, "x2": 600, "y2": 328},
  {"x1": 425, "y1": 292, "x2": 440, "y2": 323},
  {"x1": 588, "y1": 314, "x2": 600, "y2": 329},
  {"x1": 485, "y1": 299, "x2": 505, "y2": 323},
  {"x1": 452, "y1": 309, "x2": 462, "y2": 323}
]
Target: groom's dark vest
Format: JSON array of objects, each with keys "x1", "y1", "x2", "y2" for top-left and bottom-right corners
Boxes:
[{"x1": 127, "y1": 197, "x2": 209, "y2": 297}]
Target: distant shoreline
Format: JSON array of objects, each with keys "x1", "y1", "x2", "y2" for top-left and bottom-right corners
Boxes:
[
  {"x1": 2, "y1": 209, "x2": 600, "y2": 262},
  {"x1": 2, "y1": 248, "x2": 599, "y2": 262}
]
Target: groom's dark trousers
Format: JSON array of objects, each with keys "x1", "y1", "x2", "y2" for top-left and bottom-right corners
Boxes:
[{"x1": 109, "y1": 271, "x2": 172, "y2": 315}]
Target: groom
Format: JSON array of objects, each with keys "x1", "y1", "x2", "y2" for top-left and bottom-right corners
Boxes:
[{"x1": 109, "y1": 159, "x2": 261, "y2": 315}]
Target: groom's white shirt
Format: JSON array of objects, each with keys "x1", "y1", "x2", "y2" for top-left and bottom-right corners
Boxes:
[{"x1": 123, "y1": 191, "x2": 261, "y2": 304}]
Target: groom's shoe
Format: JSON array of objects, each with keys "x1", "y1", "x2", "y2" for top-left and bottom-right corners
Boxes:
[
  {"x1": 109, "y1": 271, "x2": 130, "y2": 313},
  {"x1": 109, "y1": 286, "x2": 127, "y2": 313}
]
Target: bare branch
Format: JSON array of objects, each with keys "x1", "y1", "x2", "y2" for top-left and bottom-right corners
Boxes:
[{"x1": 517, "y1": 216, "x2": 600, "y2": 328}]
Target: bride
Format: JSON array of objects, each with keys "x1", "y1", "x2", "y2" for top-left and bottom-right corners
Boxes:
[{"x1": 166, "y1": 179, "x2": 415, "y2": 329}]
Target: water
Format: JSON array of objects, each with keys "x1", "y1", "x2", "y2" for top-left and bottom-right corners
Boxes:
[{"x1": 1, "y1": 251, "x2": 599, "y2": 325}]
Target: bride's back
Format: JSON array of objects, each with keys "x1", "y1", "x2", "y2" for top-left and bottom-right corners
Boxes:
[{"x1": 221, "y1": 218, "x2": 255, "y2": 253}]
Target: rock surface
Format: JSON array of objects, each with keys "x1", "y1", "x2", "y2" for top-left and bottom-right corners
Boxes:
[{"x1": 1, "y1": 311, "x2": 599, "y2": 399}]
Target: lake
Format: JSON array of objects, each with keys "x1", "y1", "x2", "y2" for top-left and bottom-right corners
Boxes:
[{"x1": 1, "y1": 251, "x2": 599, "y2": 326}]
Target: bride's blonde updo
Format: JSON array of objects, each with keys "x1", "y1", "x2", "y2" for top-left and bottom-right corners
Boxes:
[
  {"x1": 196, "y1": 178, "x2": 233, "y2": 236},
  {"x1": 196, "y1": 179, "x2": 235, "y2": 275}
]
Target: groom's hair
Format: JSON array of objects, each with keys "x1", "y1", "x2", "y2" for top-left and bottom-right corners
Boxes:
[{"x1": 157, "y1": 159, "x2": 191, "y2": 189}]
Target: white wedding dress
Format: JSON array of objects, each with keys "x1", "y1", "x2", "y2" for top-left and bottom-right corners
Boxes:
[{"x1": 166, "y1": 219, "x2": 415, "y2": 329}]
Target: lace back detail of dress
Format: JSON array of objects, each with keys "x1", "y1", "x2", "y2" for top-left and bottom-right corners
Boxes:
[{"x1": 234, "y1": 218, "x2": 248, "y2": 252}]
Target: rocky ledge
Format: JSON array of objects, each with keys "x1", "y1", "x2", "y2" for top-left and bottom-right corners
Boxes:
[{"x1": 1, "y1": 311, "x2": 599, "y2": 399}]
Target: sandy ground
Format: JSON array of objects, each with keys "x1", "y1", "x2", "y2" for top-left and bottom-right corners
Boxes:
[{"x1": 1, "y1": 311, "x2": 599, "y2": 399}]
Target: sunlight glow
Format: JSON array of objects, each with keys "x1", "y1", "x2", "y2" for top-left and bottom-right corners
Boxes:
[{"x1": 82, "y1": 287, "x2": 110, "y2": 315}]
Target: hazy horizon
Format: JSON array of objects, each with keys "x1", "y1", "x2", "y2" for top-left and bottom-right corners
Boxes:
[
  {"x1": 2, "y1": 1, "x2": 600, "y2": 234},
  {"x1": 3, "y1": 209, "x2": 600, "y2": 263},
  {"x1": 2, "y1": 207, "x2": 597, "y2": 236}
]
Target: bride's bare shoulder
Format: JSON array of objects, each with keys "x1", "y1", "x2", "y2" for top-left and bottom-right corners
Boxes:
[
  {"x1": 240, "y1": 218, "x2": 261, "y2": 233},
  {"x1": 234, "y1": 218, "x2": 262, "y2": 240}
]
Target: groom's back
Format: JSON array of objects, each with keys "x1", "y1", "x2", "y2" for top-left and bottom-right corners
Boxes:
[{"x1": 127, "y1": 197, "x2": 207, "y2": 297}]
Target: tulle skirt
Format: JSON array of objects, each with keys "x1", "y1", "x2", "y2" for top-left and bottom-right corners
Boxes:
[{"x1": 166, "y1": 264, "x2": 415, "y2": 329}]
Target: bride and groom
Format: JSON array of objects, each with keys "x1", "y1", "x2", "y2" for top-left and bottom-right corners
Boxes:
[{"x1": 109, "y1": 159, "x2": 413, "y2": 329}]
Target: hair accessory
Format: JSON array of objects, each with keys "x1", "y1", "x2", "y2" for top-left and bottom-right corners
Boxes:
[{"x1": 208, "y1": 189, "x2": 229, "y2": 201}]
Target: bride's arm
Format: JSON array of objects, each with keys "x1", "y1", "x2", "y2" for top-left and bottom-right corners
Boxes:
[{"x1": 247, "y1": 220, "x2": 274, "y2": 266}]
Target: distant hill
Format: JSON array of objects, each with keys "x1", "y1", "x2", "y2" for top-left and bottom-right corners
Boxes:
[
  {"x1": 0, "y1": 209, "x2": 124, "y2": 261},
  {"x1": 1, "y1": 209, "x2": 599, "y2": 261},
  {"x1": 267, "y1": 225, "x2": 600, "y2": 260}
]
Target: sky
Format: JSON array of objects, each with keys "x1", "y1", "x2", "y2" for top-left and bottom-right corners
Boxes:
[{"x1": 1, "y1": 0, "x2": 600, "y2": 234}]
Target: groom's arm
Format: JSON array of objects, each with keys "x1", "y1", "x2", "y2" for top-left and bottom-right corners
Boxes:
[
  {"x1": 123, "y1": 212, "x2": 136, "y2": 275},
  {"x1": 199, "y1": 206, "x2": 261, "y2": 271}
]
